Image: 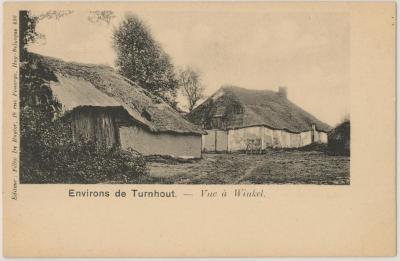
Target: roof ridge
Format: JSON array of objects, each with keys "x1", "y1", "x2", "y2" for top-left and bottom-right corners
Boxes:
[
  {"x1": 187, "y1": 85, "x2": 331, "y2": 133},
  {"x1": 30, "y1": 52, "x2": 114, "y2": 71}
]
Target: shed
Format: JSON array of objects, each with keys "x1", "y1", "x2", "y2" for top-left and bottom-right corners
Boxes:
[{"x1": 30, "y1": 53, "x2": 205, "y2": 158}]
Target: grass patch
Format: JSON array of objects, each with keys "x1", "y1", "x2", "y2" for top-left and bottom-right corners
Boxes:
[{"x1": 146, "y1": 150, "x2": 350, "y2": 185}]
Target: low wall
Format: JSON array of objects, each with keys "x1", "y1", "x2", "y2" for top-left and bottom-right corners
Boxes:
[
  {"x1": 217, "y1": 126, "x2": 329, "y2": 151},
  {"x1": 119, "y1": 126, "x2": 202, "y2": 158}
]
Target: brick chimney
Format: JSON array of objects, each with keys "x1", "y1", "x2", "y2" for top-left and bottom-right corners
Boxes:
[{"x1": 278, "y1": 86, "x2": 287, "y2": 98}]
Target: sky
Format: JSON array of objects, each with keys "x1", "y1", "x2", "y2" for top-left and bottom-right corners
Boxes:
[{"x1": 29, "y1": 9, "x2": 350, "y2": 126}]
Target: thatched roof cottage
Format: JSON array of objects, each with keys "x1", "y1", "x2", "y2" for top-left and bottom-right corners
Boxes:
[
  {"x1": 187, "y1": 86, "x2": 331, "y2": 152},
  {"x1": 28, "y1": 53, "x2": 205, "y2": 158}
]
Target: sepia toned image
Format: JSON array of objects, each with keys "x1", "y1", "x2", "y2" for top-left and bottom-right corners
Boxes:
[
  {"x1": 3, "y1": 2, "x2": 395, "y2": 257},
  {"x1": 20, "y1": 8, "x2": 350, "y2": 185}
]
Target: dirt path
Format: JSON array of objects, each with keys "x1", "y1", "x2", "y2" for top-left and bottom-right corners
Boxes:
[{"x1": 234, "y1": 161, "x2": 261, "y2": 184}]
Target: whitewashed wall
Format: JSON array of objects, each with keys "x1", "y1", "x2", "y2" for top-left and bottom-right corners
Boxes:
[
  {"x1": 215, "y1": 130, "x2": 228, "y2": 151},
  {"x1": 300, "y1": 131, "x2": 313, "y2": 146},
  {"x1": 290, "y1": 133, "x2": 301, "y2": 148},
  {"x1": 227, "y1": 126, "x2": 264, "y2": 151},
  {"x1": 272, "y1": 130, "x2": 282, "y2": 148},
  {"x1": 202, "y1": 126, "x2": 328, "y2": 152},
  {"x1": 319, "y1": 132, "x2": 328, "y2": 143},
  {"x1": 202, "y1": 130, "x2": 215, "y2": 152},
  {"x1": 281, "y1": 131, "x2": 291, "y2": 148},
  {"x1": 120, "y1": 126, "x2": 202, "y2": 158},
  {"x1": 262, "y1": 127, "x2": 274, "y2": 148}
]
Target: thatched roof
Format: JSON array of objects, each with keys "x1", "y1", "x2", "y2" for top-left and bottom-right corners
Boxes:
[
  {"x1": 49, "y1": 75, "x2": 121, "y2": 110},
  {"x1": 187, "y1": 86, "x2": 331, "y2": 133},
  {"x1": 29, "y1": 53, "x2": 205, "y2": 135}
]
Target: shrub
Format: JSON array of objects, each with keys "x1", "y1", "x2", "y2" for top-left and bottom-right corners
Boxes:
[
  {"x1": 20, "y1": 118, "x2": 149, "y2": 184},
  {"x1": 327, "y1": 120, "x2": 350, "y2": 156}
]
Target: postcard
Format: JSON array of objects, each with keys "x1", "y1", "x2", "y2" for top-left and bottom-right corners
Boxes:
[{"x1": 3, "y1": 2, "x2": 396, "y2": 257}]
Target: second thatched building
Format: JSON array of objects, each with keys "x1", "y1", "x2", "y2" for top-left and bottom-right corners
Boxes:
[{"x1": 187, "y1": 86, "x2": 331, "y2": 152}]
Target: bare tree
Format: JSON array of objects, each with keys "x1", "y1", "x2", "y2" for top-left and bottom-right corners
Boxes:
[
  {"x1": 178, "y1": 67, "x2": 205, "y2": 111},
  {"x1": 88, "y1": 11, "x2": 115, "y2": 24}
]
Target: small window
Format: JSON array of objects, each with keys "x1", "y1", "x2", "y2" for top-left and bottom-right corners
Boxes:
[{"x1": 141, "y1": 109, "x2": 152, "y2": 121}]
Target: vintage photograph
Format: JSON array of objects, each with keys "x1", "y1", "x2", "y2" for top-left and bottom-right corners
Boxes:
[{"x1": 20, "y1": 9, "x2": 350, "y2": 185}]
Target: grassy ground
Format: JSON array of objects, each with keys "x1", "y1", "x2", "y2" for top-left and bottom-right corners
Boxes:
[{"x1": 143, "y1": 150, "x2": 350, "y2": 185}]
